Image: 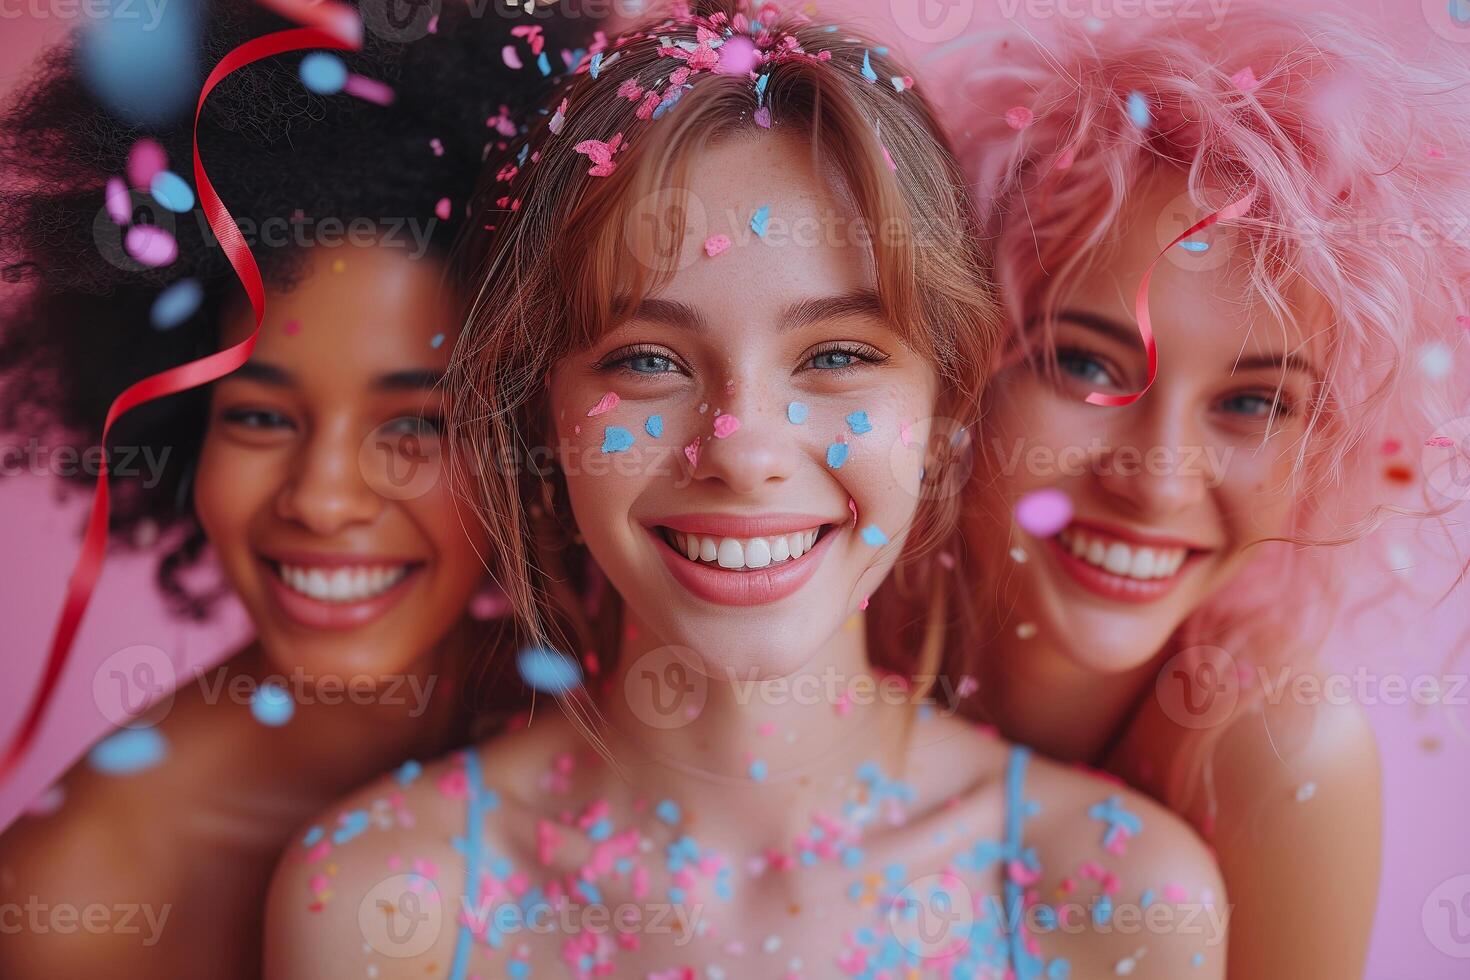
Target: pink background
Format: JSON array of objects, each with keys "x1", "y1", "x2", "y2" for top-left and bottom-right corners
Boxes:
[{"x1": 1, "y1": 2, "x2": 1467, "y2": 976}]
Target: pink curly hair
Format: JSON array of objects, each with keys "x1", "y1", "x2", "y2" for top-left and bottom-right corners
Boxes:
[{"x1": 928, "y1": 6, "x2": 1470, "y2": 808}]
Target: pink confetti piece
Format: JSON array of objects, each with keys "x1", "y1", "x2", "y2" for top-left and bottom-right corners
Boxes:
[
  {"x1": 1426, "y1": 435, "x2": 1455, "y2": 447},
  {"x1": 1457, "y1": 315, "x2": 1470, "y2": 330},
  {"x1": 716, "y1": 34, "x2": 758, "y2": 74},
  {"x1": 586, "y1": 391, "x2": 620, "y2": 416},
  {"x1": 105, "y1": 176, "x2": 131, "y2": 225},
  {"x1": 881, "y1": 144, "x2": 896, "y2": 171},
  {"x1": 684, "y1": 437, "x2": 701, "y2": 468},
  {"x1": 126, "y1": 138, "x2": 167, "y2": 191},
  {"x1": 704, "y1": 234, "x2": 732, "y2": 257},
  {"x1": 1007, "y1": 859, "x2": 1041, "y2": 885},
  {"x1": 429, "y1": 137, "x2": 444, "y2": 156},
  {"x1": 1230, "y1": 66, "x2": 1260, "y2": 92},
  {"x1": 1004, "y1": 106, "x2": 1034, "y2": 130},
  {"x1": 1015, "y1": 487, "x2": 1072, "y2": 536},
  {"x1": 435, "y1": 197, "x2": 451, "y2": 220},
  {"x1": 343, "y1": 74, "x2": 394, "y2": 106},
  {"x1": 898, "y1": 420, "x2": 913, "y2": 447},
  {"x1": 502, "y1": 44, "x2": 523, "y2": 70},
  {"x1": 1426, "y1": 144, "x2": 1446, "y2": 159},
  {"x1": 574, "y1": 134, "x2": 623, "y2": 177},
  {"x1": 1381, "y1": 438, "x2": 1402, "y2": 455},
  {"x1": 549, "y1": 97, "x2": 568, "y2": 135},
  {"x1": 754, "y1": 106, "x2": 772, "y2": 129},
  {"x1": 937, "y1": 551, "x2": 955, "y2": 570},
  {"x1": 956, "y1": 676, "x2": 978, "y2": 697},
  {"x1": 848, "y1": 497, "x2": 858, "y2": 525},
  {"x1": 713, "y1": 414, "x2": 740, "y2": 438},
  {"x1": 283, "y1": 319, "x2": 301, "y2": 335},
  {"x1": 124, "y1": 225, "x2": 177, "y2": 268}
]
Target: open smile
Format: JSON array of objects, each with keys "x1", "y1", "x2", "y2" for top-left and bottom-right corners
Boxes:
[
  {"x1": 258, "y1": 552, "x2": 427, "y2": 630},
  {"x1": 1045, "y1": 521, "x2": 1211, "y2": 604},
  {"x1": 646, "y1": 514, "x2": 842, "y2": 606}
]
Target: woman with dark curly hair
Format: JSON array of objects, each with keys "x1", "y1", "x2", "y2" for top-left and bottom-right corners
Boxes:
[{"x1": 0, "y1": 2, "x2": 591, "y2": 975}]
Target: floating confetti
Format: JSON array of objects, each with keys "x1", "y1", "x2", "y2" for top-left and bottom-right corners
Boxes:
[
  {"x1": 88, "y1": 727, "x2": 167, "y2": 775},
  {"x1": 283, "y1": 319, "x2": 301, "y2": 335},
  {"x1": 786, "y1": 401, "x2": 808, "y2": 424},
  {"x1": 149, "y1": 278, "x2": 203, "y2": 330},
  {"x1": 251, "y1": 682, "x2": 295, "y2": 727},
  {"x1": 105, "y1": 176, "x2": 132, "y2": 225},
  {"x1": 469, "y1": 586, "x2": 511, "y2": 620},
  {"x1": 713, "y1": 414, "x2": 741, "y2": 438},
  {"x1": 502, "y1": 44, "x2": 523, "y2": 70},
  {"x1": 705, "y1": 234, "x2": 732, "y2": 257},
  {"x1": 601, "y1": 426, "x2": 635, "y2": 453},
  {"x1": 1015, "y1": 488, "x2": 1073, "y2": 537},
  {"x1": 826, "y1": 442, "x2": 849, "y2": 468},
  {"x1": 1230, "y1": 66, "x2": 1260, "y2": 92},
  {"x1": 516, "y1": 645, "x2": 582, "y2": 694},
  {"x1": 587, "y1": 391, "x2": 620, "y2": 416},
  {"x1": 750, "y1": 205, "x2": 771, "y2": 237},
  {"x1": 300, "y1": 52, "x2": 349, "y2": 94},
  {"x1": 645, "y1": 414, "x2": 664, "y2": 438},
  {"x1": 845, "y1": 410, "x2": 873, "y2": 435},
  {"x1": 149, "y1": 170, "x2": 193, "y2": 213},
  {"x1": 1295, "y1": 781, "x2": 1317, "y2": 802},
  {"x1": 656, "y1": 799, "x2": 681, "y2": 823},
  {"x1": 860, "y1": 524, "x2": 888, "y2": 547},
  {"x1": 1016, "y1": 622, "x2": 1038, "y2": 639},
  {"x1": 124, "y1": 225, "x2": 177, "y2": 267},
  {"x1": 717, "y1": 34, "x2": 758, "y2": 75},
  {"x1": 1126, "y1": 90, "x2": 1151, "y2": 128},
  {"x1": 126, "y1": 138, "x2": 168, "y2": 190},
  {"x1": 1419, "y1": 342, "x2": 1452, "y2": 378},
  {"x1": 1004, "y1": 105, "x2": 1034, "y2": 129},
  {"x1": 1009, "y1": 546, "x2": 1028, "y2": 563},
  {"x1": 435, "y1": 197, "x2": 452, "y2": 220},
  {"x1": 749, "y1": 759, "x2": 768, "y2": 781},
  {"x1": 430, "y1": 332, "x2": 445, "y2": 349}
]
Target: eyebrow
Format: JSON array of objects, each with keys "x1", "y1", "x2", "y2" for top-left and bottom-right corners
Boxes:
[
  {"x1": 616, "y1": 289, "x2": 884, "y2": 333},
  {"x1": 1053, "y1": 309, "x2": 1320, "y2": 381},
  {"x1": 225, "y1": 361, "x2": 444, "y2": 390}
]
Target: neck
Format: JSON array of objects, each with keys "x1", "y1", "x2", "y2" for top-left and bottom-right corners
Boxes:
[
  {"x1": 594, "y1": 607, "x2": 914, "y2": 847},
  {"x1": 981, "y1": 625, "x2": 1158, "y2": 764}
]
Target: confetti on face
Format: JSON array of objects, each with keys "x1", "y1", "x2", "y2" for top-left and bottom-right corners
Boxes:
[
  {"x1": 516, "y1": 645, "x2": 583, "y2": 694},
  {"x1": 435, "y1": 197, "x2": 452, "y2": 220},
  {"x1": 1126, "y1": 90, "x2": 1151, "y2": 128},
  {"x1": 126, "y1": 138, "x2": 167, "y2": 191},
  {"x1": 1016, "y1": 622, "x2": 1038, "y2": 639},
  {"x1": 1230, "y1": 66, "x2": 1260, "y2": 92},
  {"x1": 845, "y1": 411, "x2": 873, "y2": 435},
  {"x1": 469, "y1": 587, "x2": 511, "y2": 620},
  {"x1": 150, "y1": 278, "x2": 203, "y2": 331},
  {"x1": 750, "y1": 205, "x2": 771, "y2": 237},
  {"x1": 684, "y1": 437, "x2": 701, "y2": 468},
  {"x1": 87, "y1": 726, "x2": 167, "y2": 775},
  {"x1": 859, "y1": 524, "x2": 888, "y2": 547},
  {"x1": 1004, "y1": 106, "x2": 1034, "y2": 129},
  {"x1": 283, "y1": 319, "x2": 301, "y2": 335},
  {"x1": 826, "y1": 443, "x2": 849, "y2": 468},
  {"x1": 124, "y1": 225, "x2": 177, "y2": 268},
  {"x1": 713, "y1": 414, "x2": 741, "y2": 438},
  {"x1": 645, "y1": 414, "x2": 664, "y2": 438},
  {"x1": 749, "y1": 759, "x2": 769, "y2": 781},
  {"x1": 704, "y1": 234, "x2": 732, "y2": 257},
  {"x1": 149, "y1": 171, "x2": 194, "y2": 213},
  {"x1": 848, "y1": 497, "x2": 858, "y2": 525},
  {"x1": 251, "y1": 682, "x2": 295, "y2": 726},
  {"x1": 1295, "y1": 781, "x2": 1317, "y2": 802},
  {"x1": 1177, "y1": 240, "x2": 1209, "y2": 252},
  {"x1": 587, "y1": 391, "x2": 620, "y2": 416},
  {"x1": 786, "y1": 402, "x2": 808, "y2": 424},
  {"x1": 601, "y1": 426, "x2": 635, "y2": 453},
  {"x1": 1015, "y1": 488, "x2": 1073, "y2": 537}
]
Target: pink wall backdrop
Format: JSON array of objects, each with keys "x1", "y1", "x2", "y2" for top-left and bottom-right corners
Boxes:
[{"x1": 1, "y1": 1, "x2": 1467, "y2": 977}]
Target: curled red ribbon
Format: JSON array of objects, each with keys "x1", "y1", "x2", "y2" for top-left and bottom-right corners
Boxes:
[
  {"x1": 0, "y1": 26, "x2": 357, "y2": 786},
  {"x1": 1084, "y1": 187, "x2": 1258, "y2": 407}
]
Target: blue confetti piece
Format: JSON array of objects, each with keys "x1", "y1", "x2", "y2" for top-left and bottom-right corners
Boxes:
[
  {"x1": 1177, "y1": 240, "x2": 1210, "y2": 252},
  {"x1": 644, "y1": 414, "x2": 664, "y2": 438},
  {"x1": 601, "y1": 426, "x2": 635, "y2": 453},
  {"x1": 890, "y1": 76, "x2": 904, "y2": 93},
  {"x1": 332, "y1": 809, "x2": 371, "y2": 845},
  {"x1": 1094, "y1": 893, "x2": 1113, "y2": 926},
  {"x1": 750, "y1": 205, "x2": 771, "y2": 237},
  {"x1": 846, "y1": 410, "x2": 873, "y2": 435},
  {"x1": 250, "y1": 682, "x2": 294, "y2": 727},
  {"x1": 537, "y1": 51, "x2": 551, "y2": 76},
  {"x1": 754, "y1": 73, "x2": 769, "y2": 106},
  {"x1": 590, "y1": 51, "x2": 604, "y2": 78},
  {"x1": 656, "y1": 799, "x2": 681, "y2": 824},
  {"x1": 516, "y1": 645, "x2": 583, "y2": 693},
  {"x1": 430, "y1": 332, "x2": 445, "y2": 349},
  {"x1": 860, "y1": 524, "x2": 888, "y2": 547},
  {"x1": 300, "y1": 52, "x2": 347, "y2": 95},
  {"x1": 749, "y1": 759, "x2": 768, "y2": 781},
  {"x1": 787, "y1": 401, "x2": 808, "y2": 424},
  {"x1": 77, "y1": 0, "x2": 197, "y2": 126},
  {"x1": 874, "y1": 46, "x2": 889, "y2": 55},
  {"x1": 826, "y1": 442, "x2": 849, "y2": 468},
  {"x1": 395, "y1": 760, "x2": 422, "y2": 786},
  {"x1": 302, "y1": 826, "x2": 324, "y2": 847},
  {"x1": 588, "y1": 818, "x2": 612, "y2": 841},
  {"x1": 509, "y1": 961, "x2": 531, "y2": 979},
  {"x1": 517, "y1": 143, "x2": 530, "y2": 166},
  {"x1": 1191, "y1": 952, "x2": 1205, "y2": 968},
  {"x1": 88, "y1": 726, "x2": 167, "y2": 775},
  {"x1": 1126, "y1": 90, "x2": 1151, "y2": 128},
  {"x1": 1047, "y1": 959, "x2": 1071, "y2": 979},
  {"x1": 861, "y1": 50, "x2": 878, "y2": 83},
  {"x1": 149, "y1": 171, "x2": 194, "y2": 213},
  {"x1": 149, "y1": 278, "x2": 203, "y2": 331}
]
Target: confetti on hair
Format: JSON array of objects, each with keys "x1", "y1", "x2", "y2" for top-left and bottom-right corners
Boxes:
[
  {"x1": 750, "y1": 205, "x2": 771, "y2": 237},
  {"x1": 684, "y1": 437, "x2": 701, "y2": 468},
  {"x1": 881, "y1": 144, "x2": 896, "y2": 171},
  {"x1": 705, "y1": 233, "x2": 732, "y2": 257},
  {"x1": 1230, "y1": 66, "x2": 1260, "y2": 92},
  {"x1": 516, "y1": 645, "x2": 583, "y2": 694},
  {"x1": 786, "y1": 401, "x2": 808, "y2": 424},
  {"x1": 826, "y1": 442, "x2": 849, "y2": 468},
  {"x1": 754, "y1": 73, "x2": 769, "y2": 106},
  {"x1": 860, "y1": 524, "x2": 888, "y2": 547},
  {"x1": 845, "y1": 410, "x2": 872, "y2": 435},
  {"x1": 717, "y1": 34, "x2": 759, "y2": 75},
  {"x1": 587, "y1": 391, "x2": 620, "y2": 416},
  {"x1": 1126, "y1": 90, "x2": 1151, "y2": 128},
  {"x1": 574, "y1": 133, "x2": 624, "y2": 177},
  {"x1": 1005, "y1": 106, "x2": 1034, "y2": 130},
  {"x1": 754, "y1": 106, "x2": 772, "y2": 129},
  {"x1": 601, "y1": 426, "x2": 635, "y2": 453},
  {"x1": 645, "y1": 415, "x2": 664, "y2": 438},
  {"x1": 150, "y1": 278, "x2": 203, "y2": 331},
  {"x1": 549, "y1": 97, "x2": 568, "y2": 134},
  {"x1": 1015, "y1": 488, "x2": 1073, "y2": 536},
  {"x1": 860, "y1": 50, "x2": 877, "y2": 83},
  {"x1": 1426, "y1": 435, "x2": 1455, "y2": 447},
  {"x1": 713, "y1": 414, "x2": 741, "y2": 438}
]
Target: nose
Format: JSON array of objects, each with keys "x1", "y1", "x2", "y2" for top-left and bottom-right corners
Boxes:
[
  {"x1": 1091, "y1": 398, "x2": 1211, "y2": 518},
  {"x1": 689, "y1": 393, "x2": 798, "y2": 495},
  {"x1": 275, "y1": 419, "x2": 383, "y2": 535}
]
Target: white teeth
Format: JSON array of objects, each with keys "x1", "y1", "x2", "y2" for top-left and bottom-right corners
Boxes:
[
  {"x1": 1055, "y1": 528, "x2": 1190, "y2": 582},
  {"x1": 276, "y1": 563, "x2": 411, "y2": 602},
  {"x1": 664, "y1": 527, "x2": 824, "y2": 571}
]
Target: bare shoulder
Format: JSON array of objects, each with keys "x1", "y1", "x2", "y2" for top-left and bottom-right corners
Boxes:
[{"x1": 1021, "y1": 753, "x2": 1229, "y2": 979}]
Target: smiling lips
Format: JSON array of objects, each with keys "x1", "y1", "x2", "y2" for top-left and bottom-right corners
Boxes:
[
  {"x1": 262, "y1": 555, "x2": 425, "y2": 629},
  {"x1": 1046, "y1": 522, "x2": 1206, "y2": 604},
  {"x1": 650, "y1": 514, "x2": 840, "y2": 606}
]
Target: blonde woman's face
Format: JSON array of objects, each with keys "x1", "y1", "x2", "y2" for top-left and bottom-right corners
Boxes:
[
  {"x1": 980, "y1": 175, "x2": 1315, "y2": 672},
  {"x1": 549, "y1": 135, "x2": 938, "y2": 680}
]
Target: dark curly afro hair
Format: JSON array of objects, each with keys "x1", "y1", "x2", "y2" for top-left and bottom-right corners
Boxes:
[{"x1": 0, "y1": 0, "x2": 594, "y2": 618}]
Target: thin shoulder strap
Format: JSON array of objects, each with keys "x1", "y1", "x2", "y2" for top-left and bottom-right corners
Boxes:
[{"x1": 449, "y1": 750, "x2": 488, "y2": 980}]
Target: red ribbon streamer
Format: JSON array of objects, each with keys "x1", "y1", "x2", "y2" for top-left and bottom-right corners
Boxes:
[
  {"x1": 0, "y1": 26, "x2": 357, "y2": 786},
  {"x1": 1084, "y1": 187, "x2": 1258, "y2": 407}
]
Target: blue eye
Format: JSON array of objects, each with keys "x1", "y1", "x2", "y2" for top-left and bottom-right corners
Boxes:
[
  {"x1": 1055, "y1": 350, "x2": 1115, "y2": 387},
  {"x1": 623, "y1": 353, "x2": 678, "y2": 374},
  {"x1": 809, "y1": 350, "x2": 859, "y2": 370},
  {"x1": 1219, "y1": 393, "x2": 1283, "y2": 419}
]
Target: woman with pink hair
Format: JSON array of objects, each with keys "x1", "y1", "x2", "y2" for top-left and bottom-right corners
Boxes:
[{"x1": 934, "y1": 6, "x2": 1470, "y2": 975}]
